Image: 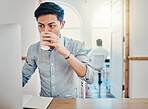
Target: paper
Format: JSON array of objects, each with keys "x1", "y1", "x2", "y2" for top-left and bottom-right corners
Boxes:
[{"x1": 23, "y1": 94, "x2": 53, "y2": 109}]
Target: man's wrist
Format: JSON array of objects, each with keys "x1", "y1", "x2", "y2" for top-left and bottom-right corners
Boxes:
[
  {"x1": 65, "y1": 52, "x2": 71, "y2": 59},
  {"x1": 62, "y1": 49, "x2": 70, "y2": 58}
]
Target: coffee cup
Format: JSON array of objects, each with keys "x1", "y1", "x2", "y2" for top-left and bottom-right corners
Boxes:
[{"x1": 40, "y1": 32, "x2": 50, "y2": 50}]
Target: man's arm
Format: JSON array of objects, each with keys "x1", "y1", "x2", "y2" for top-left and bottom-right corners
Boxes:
[
  {"x1": 60, "y1": 45, "x2": 96, "y2": 84},
  {"x1": 22, "y1": 45, "x2": 37, "y2": 87},
  {"x1": 43, "y1": 33, "x2": 96, "y2": 84},
  {"x1": 62, "y1": 42, "x2": 96, "y2": 84},
  {"x1": 62, "y1": 49, "x2": 87, "y2": 77}
]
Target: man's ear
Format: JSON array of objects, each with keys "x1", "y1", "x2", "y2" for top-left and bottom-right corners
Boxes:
[{"x1": 61, "y1": 20, "x2": 65, "y2": 29}]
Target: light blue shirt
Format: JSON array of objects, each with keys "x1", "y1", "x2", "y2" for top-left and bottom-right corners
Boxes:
[{"x1": 22, "y1": 36, "x2": 95, "y2": 98}]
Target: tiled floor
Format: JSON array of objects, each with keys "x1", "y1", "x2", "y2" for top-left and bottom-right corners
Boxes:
[{"x1": 85, "y1": 74, "x2": 115, "y2": 98}]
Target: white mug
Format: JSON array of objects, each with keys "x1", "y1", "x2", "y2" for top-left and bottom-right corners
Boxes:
[{"x1": 40, "y1": 32, "x2": 50, "y2": 50}]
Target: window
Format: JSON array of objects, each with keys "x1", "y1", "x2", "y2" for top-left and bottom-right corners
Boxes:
[
  {"x1": 60, "y1": 4, "x2": 82, "y2": 41},
  {"x1": 92, "y1": 0, "x2": 111, "y2": 52}
]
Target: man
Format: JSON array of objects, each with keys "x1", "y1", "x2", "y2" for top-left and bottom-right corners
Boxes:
[
  {"x1": 88, "y1": 39, "x2": 108, "y2": 84},
  {"x1": 22, "y1": 2, "x2": 95, "y2": 98}
]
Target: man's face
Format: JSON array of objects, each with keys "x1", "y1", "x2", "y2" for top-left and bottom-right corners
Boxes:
[{"x1": 37, "y1": 14, "x2": 65, "y2": 37}]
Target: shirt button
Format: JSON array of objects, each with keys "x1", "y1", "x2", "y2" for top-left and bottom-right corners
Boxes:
[
  {"x1": 52, "y1": 87, "x2": 54, "y2": 89},
  {"x1": 51, "y1": 63, "x2": 54, "y2": 66},
  {"x1": 52, "y1": 75, "x2": 54, "y2": 77}
]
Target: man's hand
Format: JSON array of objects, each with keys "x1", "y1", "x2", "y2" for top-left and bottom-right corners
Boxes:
[{"x1": 42, "y1": 32, "x2": 69, "y2": 58}]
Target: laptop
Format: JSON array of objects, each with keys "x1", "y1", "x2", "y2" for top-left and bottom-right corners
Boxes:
[
  {"x1": 0, "y1": 23, "x2": 22, "y2": 109},
  {"x1": 23, "y1": 94, "x2": 53, "y2": 109}
]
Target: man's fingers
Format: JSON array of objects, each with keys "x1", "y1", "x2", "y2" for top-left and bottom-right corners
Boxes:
[
  {"x1": 42, "y1": 37, "x2": 52, "y2": 41},
  {"x1": 43, "y1": 32, "x2": 59, "y2": 39},
  {"x1": 42, "y1": 34, "x2": 51, "y2": 38},
  {"x1": 43, "y1": 37, "x2": 57, "y2": 43},
  {"x1": 44, "y1": 42, "x2": 55, "y2": 47}
]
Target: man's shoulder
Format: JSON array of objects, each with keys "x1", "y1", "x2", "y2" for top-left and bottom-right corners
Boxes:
[
  {"x1": 101, "y1": 48, "x2": 108, "y2": 53},
  {"x1": 29, "y1": 42, "x2": 40, "y2": 49},
  {"x1": 63, "y1": 36, "x2": 80, "y2": 43},
  {"x1": 96, "y1": 47, "x2": 107, "y2": 51},
  {"x1": 89, "y1": 47, "x2": 108, "y2": 55},
  {"x1": 63, "y1": 36, "x2": 82, "y2": 46}
]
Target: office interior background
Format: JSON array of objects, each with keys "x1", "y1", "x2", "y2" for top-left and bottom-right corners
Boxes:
[{"x1": 0, "y1": 0, "x2": 148, "y2": 98}]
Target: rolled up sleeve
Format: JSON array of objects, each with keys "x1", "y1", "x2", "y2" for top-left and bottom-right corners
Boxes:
[{"x1": 74, "y1": 41, "x2": 96, "y2": 84}]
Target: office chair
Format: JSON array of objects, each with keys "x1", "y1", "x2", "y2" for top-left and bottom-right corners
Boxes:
[{"x1": 90, "y1": 54, "x2": 106, "y2": 85}]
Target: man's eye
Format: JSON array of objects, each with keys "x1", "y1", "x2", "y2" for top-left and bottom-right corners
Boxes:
[
  {"x1": 39, "y1": 25, "x2": 44, "y2": 28},
  {"x1": 49, "y1": 25, "x2": 55, "y2": 28}
]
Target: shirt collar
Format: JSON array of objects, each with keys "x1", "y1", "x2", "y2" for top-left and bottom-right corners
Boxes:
[{"x1": 59, "y1": 35, "x2": 65, "y2": 46}]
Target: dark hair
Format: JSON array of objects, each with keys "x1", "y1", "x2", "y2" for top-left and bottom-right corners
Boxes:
[
  {"x1": 96, "y1": 39, "x2": 102, "y2": 46},
  {"x1": 34, "y1": 2, "x2": 64, "y2": 23}
]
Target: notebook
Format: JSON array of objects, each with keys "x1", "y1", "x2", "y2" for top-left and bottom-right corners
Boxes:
[{"x1": 23, "y1": 94, "x2": 53, "y2": 109}]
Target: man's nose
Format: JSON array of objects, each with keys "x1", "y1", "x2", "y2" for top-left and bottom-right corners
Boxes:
[{"x1": 44, "y1": 26, "x2": 51, "y2": 33}]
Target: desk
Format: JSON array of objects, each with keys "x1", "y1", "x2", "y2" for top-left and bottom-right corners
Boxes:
[{"x1": 47, "y1": 98, "x2": 148, "y2": 109}]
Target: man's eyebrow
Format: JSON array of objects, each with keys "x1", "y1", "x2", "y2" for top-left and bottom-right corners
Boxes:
[
  {"x1": 38, "y1": 22, "x2": 56, "y2": 25},
  {"x1": 38, "y1": 22, "x2": 44, "y2": 25},
  {"x1": 48, "y1": 22, "x2": 56, "y2": 25}
]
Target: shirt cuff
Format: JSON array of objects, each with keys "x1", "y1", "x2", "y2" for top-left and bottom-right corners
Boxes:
[
  {"x1": 78, "y1": 63, "x2": 95, "y2": 84},
  {"x1": 22, "y1": 75, "x2": 28, "y2": 86}
]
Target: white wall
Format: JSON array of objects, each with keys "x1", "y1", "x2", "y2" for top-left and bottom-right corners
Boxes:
[
  {"x1": 0, "y1": 0, "x2": 18, "y2": 23},
  {"x1": 17, "y1": 0, "x2": 41, "y2": 96},
  {"x1": 129, "y1": 0, "x2": 148, "y2": 98},
  {"x1": 0, "y1": 0, "x2": 41, "y2": 96}
]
